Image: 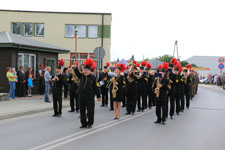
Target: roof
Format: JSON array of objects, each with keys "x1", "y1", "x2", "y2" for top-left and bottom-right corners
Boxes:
[
  {"x1": 0, "y1": 9, "x2": 111, "y2": 15},
  {"x1": 148, "y1": 58, "x2": 163, "y2": 69},
  {"x1": 0, "y1": 32, "x2": 70, "y2": 53}
]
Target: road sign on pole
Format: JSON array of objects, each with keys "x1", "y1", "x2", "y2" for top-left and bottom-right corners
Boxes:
[
  {"x1": 218, "y1": 57, "x2": 225, "y2": 63},
  {"x1": 218, "y1": 63, "x2": 225, "y2": 70}
]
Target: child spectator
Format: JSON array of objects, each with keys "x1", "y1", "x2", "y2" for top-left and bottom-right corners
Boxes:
[{"x1": 27, "y1": 75, "x2": 33, "y2": 97}]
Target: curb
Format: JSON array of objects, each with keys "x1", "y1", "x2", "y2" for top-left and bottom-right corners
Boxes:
[
  {"x1": 0, "y1": 104, "x2": 70, "y2": 121},
  {"x1": 199, "y1": 84, "x2": 225, "y2": 91}
]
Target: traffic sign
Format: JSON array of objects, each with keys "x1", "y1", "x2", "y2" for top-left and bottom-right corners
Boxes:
[
  {"x1": 94, "y1": 47, "x2": 105, "y2": 59},
  {"x1": 218, "y1": 63, "x2": 224, "y2": 70},
  {"x1": 218, "y1": 57, "x2": 225, "y2": 63}
]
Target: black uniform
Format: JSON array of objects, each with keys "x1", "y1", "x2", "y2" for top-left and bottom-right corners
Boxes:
[
  {"x1": 137, "y1": 73, "x2": 147, "y2": 111},
  {"x1": 112, "y1": 75, "x2": 124, "y2": 102},
  {"x1": 69, "y1": 73, "x2": 80, "y2": 112},
  {"x1": 184, "y1": 75, "x2": 191, "y2": 109},
  {"x1": 153, "y1": 77, "x2": 169, "y2": 123},
  {"x1": 51, "y1": 74, "x2": 65, "y2": 116},
  {"x1": 180, "y1": 75, "x2": 185, "y2": 111},
  {"x1": 167, "y1": 71, "x2": 176, "y2": 118},
  {"x1": 99, "y1": 72, "x2": 109, "y2": 107},
  {"x1": 63, "y1": 73, "x2": 69, "y2": 98},
  {"x1": 38, "y1": 69, "x2": 45, "y2": 95},
  {"x1": 146, "y1": 74, "x2": 155, "y2": 108},
  {"x1": 74, "y1": 68, "x2": 101, "y2": 127},
  {"x1": 125, "y1": 73, "x2": 137, "y2": 114},
  {"x1": 174, "y1": 74, "x2": 182, "y2": 114}
]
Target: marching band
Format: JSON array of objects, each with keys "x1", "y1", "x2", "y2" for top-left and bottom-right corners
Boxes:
[{"x1": 50, "y1": 58, "x2": 199, "y2": 128}]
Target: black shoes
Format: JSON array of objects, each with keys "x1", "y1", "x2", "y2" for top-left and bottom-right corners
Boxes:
[
  {"x1": 125, "y1": 112, "x2": 131, "y2": 115},
  {"x1": 100, "y1": 105, "x2": 105, "y2": 107},
  {"x1": 154, "y1": 121, "x2": 161, "y2": 124},
  {"x1": 52, "y1": 114, "x2": 58, "y2": 117},
  {"x1": 80, "y1": 125, "x2": 87, "y2": 128},
  {"x1": 68, "y1": 110, "x2": 75, "y2": 112},
  {"x1": 87, "y1": 125, "x2": 92, "y2": 129},
  {"x1": 132, "y1": 112, "x2": 135, "y2": 115}
]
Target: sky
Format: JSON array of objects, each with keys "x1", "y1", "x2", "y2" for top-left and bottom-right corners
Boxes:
[{"x1": 1, "y1": 0, "x2": 225, "y2": 61}]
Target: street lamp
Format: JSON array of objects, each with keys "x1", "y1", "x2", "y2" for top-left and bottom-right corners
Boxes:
[{"x1": 74, "y1": 27, "x2": 78, "y2": 60}]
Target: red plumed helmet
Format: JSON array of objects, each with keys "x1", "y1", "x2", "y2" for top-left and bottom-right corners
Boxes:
[
  {"x1": 147, "y1": 63, "x2": 152, "y2": 69},
  {"x1": 186, "y1": 64, "x2": 192, "y2": 70},
  {"x1": 58, "y1": 59, "x2": 64, "y2": 67},
  {"x1": 179, "y1": 67, "x2": 183, "y2": 72},
  {"x1": 157, "y1": 64, "x2": 163, "y2": 69},
  {"x1": 84, "y1": 58, "x2": 94, "y2": 67},
  {"x1": 133, "y1": 60, "x2": 137, "y2": 65},
  {"x1": 141, "y1": 61, "x2": 147, "y2": 67},
  {"x1": 106, "y1": 62, "x2": 110, "y2": 67},
  {"x1": 175, "y1": 62, "x2": 181, "y2": 69},
  {"x1": 136, "y1": 62, "x2": 140, "y2": 67},
  {"x1": 162, "y1": 62, "x2": 169, "y2": 71},
  {"x1": 170, "y1": 58, "x2": 177, "y2": 65}
]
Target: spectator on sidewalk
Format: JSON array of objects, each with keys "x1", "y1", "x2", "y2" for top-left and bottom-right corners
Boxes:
[
  {"x1": 38, "y1": 64, "x2": 45, "y2": 95},
  {"x1": 27, "y1": 75, "x2": 33, "y2": 97},
  {"x1": 44, "y1": 66, "x2": 52, "y2": 103},
  {"x1": 17, "y1": 66, "x2": 26, "y2": 97},
  {"x1": 6, "y1": 67, "x2": 17, "y2": 99}
]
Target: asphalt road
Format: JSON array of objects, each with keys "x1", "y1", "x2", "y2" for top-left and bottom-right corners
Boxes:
[{"x1": 1, "y1": 86, "x2": 225, "y2": 150}]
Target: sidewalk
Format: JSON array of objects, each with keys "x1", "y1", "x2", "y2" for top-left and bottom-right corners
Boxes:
[
  {"x1": 199, "y1": 84, "x2": 225, "y2": 91},
  {"x1": 0, "y1": 95, "x2": 70, "y2": 120}
]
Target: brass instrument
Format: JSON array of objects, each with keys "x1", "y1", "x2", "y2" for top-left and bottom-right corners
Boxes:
[
  {"x1": 155, "y1": 77, "x2": 160, "y2": 98},
  {"x1": 72, "y1": 71, "x2": 80, "y2": 84},
  {"x1": 167, "y1": 72, "x2": 171, "y2": 92},
  {"x1": 112, "y1": 75, "x2": 120, "y2": 98}
]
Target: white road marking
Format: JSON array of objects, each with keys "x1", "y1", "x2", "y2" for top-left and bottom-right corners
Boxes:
[{"x1": 28, "y1": 109, "x2": 154, "y2": 150}]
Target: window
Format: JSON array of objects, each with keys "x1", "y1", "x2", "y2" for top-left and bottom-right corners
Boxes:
[
  {"x1": 88, "y1": 25, "x2": 98, "y2": 38},
  {"x1": 11, "y1": 22, "x2": 21, "y2": 34},
  {"x1": 35, "y1": 23, "x2": 44, "y2": 36},
  {"x1": 24, "y1": 23, "x2": 33, "y2": 36},
  {"x1": 77, "y1": 25, "x2": 86, "y2": 38},
  {"x1": 45, "y1": 58, "x2": 56, "y2": 74},
  {"x1": 17, "y1": 53, "x2": 36, "y2": 78},
  {"x1": 65, "y1": 24, "x2": 74, "y2": 37}
]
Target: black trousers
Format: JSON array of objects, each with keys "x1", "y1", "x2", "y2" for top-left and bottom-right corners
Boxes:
[
  {"x1": 80, "y1": 96, "x2": 95, "y2": 126},
  {"x1": 180, "y1": 92, "x2": 185, "y2": 111},
  {"x1": 101, "y1": 86, "x2": 108, "y2": 106},
  {"x1": 39, "y1": 78, "x2": 45, "y2": 95},
  {"x1": 126, "y1": 92, "x2": 137, "y2": 113},
  {"x1": 109, "y1": 88, "x2": 113, "y2": 110},
  {"x1": 52, "y1": 93, "x2": 62, "y2": 115},
  {"x1": 64, "y1": 84, "x2": 69, "y2": 98},
  {"x1": 155, "y1": 100, "x2": 167, "y2": 122},
  {"x1": 137, "y1": 89, "x2": 147, "y2": 111},
  {"x1": 168, "y1": 92, "x2": 175, "y2": 117},
  {"x1": 122, "y1": 88, "x2": 126, "y2": 107},
  {"x1": 18, "y1": 82, "x2": 26, "y2": 97},
  {"x1": 70, "y1": 84, "x2": 79, "y2": 111},
  {"x1": 146, "y1": 89, "x2": 153, "y2": 108},
  {"x1": 175, "y1": 93, "x2": 181, "y2": 114},
  {"x1": 185, "y1": 90, "x2": 190, "y2": 108}
]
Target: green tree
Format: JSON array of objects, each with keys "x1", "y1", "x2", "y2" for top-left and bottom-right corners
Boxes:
[
  {"x1": 144, "y1": 58, "x2": 150, "y2": 61},
  {"x1": 180, "y1": 61, "x2": 189, "y2": 67},
  {"x1": 158, "y1": 54, "x2": 173, "y2": 63},
  {"x1": 191, "y1": 64, "x2": 198, "y2": 67}
]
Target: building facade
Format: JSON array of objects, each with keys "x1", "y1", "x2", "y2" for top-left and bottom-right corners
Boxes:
[{"x1": 0, "y1": 9, "x2": 111, "y2": 67}]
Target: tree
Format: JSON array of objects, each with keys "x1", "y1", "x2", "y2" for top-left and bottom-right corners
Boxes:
[
  {"x1": 158, "y1": 54, "x2": 173, "y2": 63},
  {"x1": 144, "y1": 58, "x2": 150, "y2": 62},
  {"x1": 180, "y1": 61, "x2": 189, "y2": 67},
  {"x1": 191, "y1": 64, "x2": 198, "y2": 68}
]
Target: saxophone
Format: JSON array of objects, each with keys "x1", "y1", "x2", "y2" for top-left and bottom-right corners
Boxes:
[
  {"x1": 72, "y1": 71, "x2": 80, "y2": 84},
  {"x1": 155, "y1": 77, "x2": 160, "y2": 98},
  {"x1": 112, "y1": 76, "x2": 119, "y2": 98}
]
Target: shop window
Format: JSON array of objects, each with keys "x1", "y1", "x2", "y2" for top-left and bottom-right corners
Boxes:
[{"x1": 45, "y1": 58, "x2": 56, "y2": 75}]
